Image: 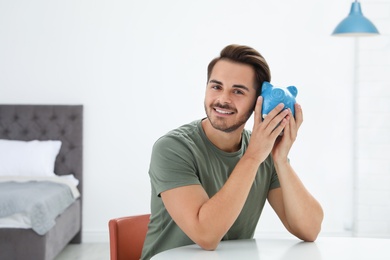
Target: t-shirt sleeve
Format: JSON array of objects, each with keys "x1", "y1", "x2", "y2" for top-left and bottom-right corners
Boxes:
[
  {"x1": 269, "y1": 168, "x2": 280, "y2": 190},
  {"x1": 149, "y1": 135, "x2": 201, "y2": 197},
  {"x1": 268, "y1": 156, "x2": 281, "y2": 190},
  {"x1": 268, "y1": 157, "x2": 293, "y2": 190}
]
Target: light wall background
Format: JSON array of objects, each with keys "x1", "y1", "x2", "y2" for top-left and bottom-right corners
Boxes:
[{"x1": 0, "y1": 0, "x2": 389, "y2": 242}]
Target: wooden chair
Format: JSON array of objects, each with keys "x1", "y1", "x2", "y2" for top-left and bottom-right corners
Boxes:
[{"x1": 108, "y1": 214, "x2": 151, "y2": 260}]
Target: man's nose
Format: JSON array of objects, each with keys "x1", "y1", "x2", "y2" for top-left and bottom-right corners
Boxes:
[{"x1": 218, "y1": 91, "x2": 232, "y2": 104}]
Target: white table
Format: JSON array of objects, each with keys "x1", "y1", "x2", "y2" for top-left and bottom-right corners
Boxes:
[{"x1": 151, "y1": 237, "x2": 390, "y2": 260}]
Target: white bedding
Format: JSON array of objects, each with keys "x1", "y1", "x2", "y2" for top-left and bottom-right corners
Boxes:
[
  {"x1": 0, "y1": 175, "x2": 80, "y2": 230},
  {"x1": 0, "y1": 174, "x2": 80, "y2": 198}
]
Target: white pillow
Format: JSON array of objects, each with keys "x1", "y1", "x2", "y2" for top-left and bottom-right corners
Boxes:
[{"x1": 0, "y1": 139, "x2": 62, "y2": 177}]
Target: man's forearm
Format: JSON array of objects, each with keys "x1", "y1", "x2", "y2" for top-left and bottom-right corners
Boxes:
[
  {"x1": 194, "y1": 154, "x2": 262, "y2": 248},
  {"x1": 274, "y1": 161, "x2": 324, "y2": 241},
  {"x1": 162, "y1": 152, "x2": 263, "y2": 250}
]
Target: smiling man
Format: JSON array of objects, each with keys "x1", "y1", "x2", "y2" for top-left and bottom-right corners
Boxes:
[{"x1": 141, "y1": 44, "x2": 324, "y2": 260}]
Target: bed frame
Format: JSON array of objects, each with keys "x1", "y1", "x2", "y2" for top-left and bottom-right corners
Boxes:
[{"x1": 0, "y1": 105, "x2": 83, "y2": 260}]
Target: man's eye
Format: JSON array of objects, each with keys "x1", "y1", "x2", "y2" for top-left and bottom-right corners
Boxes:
[
  {"x1": 212, "y1": 85, "x2": 221, "y2": 90},
  {"x1": 233, "y1": 90, "x2": 244, "y2": 95}
]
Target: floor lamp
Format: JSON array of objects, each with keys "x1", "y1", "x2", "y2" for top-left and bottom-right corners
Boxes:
[{"x1": 332, "y1": 0, "x2": 379, "y2": 236}]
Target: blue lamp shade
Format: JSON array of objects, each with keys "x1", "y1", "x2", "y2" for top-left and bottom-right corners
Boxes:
[{"x1": 332, "y1": 1, "x2": 379, "y2": 36}]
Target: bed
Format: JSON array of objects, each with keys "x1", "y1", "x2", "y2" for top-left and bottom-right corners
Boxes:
[{"x1": 0, "y1": 105, "x2": 83, "y2": 260}]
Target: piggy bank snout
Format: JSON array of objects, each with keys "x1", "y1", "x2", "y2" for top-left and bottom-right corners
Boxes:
[
  {"x1": 271, "y1": 89, "x2": 285, "y2": 100},
  {"x1": 260, "y1": 81, "x2": 298, "y2": 118}
]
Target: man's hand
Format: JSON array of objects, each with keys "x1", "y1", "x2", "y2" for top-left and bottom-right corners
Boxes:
[
  {"x1": 271, "y1": 103, "x2": 303, "y2": 163},
  {"x1": 246, "y1": 96, "x2": 291, "y2": 163}
]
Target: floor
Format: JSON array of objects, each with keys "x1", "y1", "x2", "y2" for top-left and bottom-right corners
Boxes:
[{"x1": 55, "y1": 243, "x2": 110, "y2": 260}]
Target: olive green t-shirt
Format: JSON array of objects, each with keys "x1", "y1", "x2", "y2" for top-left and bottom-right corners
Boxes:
[{"x1": 141, "y1": 119, "x2": 280, "y2": 260}]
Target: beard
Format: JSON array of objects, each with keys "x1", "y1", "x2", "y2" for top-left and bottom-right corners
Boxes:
[{"x1": 204, "y1": 102, "x2": 253, "y2": 133}]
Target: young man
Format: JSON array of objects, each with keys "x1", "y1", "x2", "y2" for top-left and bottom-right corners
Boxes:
[{"x1": 141, "y1": 44, "x2": 323, "y2": 260}]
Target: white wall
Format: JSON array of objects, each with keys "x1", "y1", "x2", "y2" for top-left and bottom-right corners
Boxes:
[
  {"x1": 1, "y1": 0, "x2": 387, "y2": 242},
  {"x1": 354, "y1": 0, "x2": 390, "y2": 238}
]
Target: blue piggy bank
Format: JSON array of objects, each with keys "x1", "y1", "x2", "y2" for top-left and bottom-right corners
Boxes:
[{"x1": 261, "y1": 81, "x2": 298, "y2": 118}]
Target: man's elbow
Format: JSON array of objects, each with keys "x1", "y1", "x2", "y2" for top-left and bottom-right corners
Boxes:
[
  {"x1": 297, "y1": 223, "x2": 322, "y2": 242},
  {"x1": 300, "y1": 210, "x2": 324, "y2": 242},
  {"x1": 196, "y1": 236, "x2": 221, "y2": 251},
  {"x1": 301, "y1": 230, "x2": 320, "y2": 242}
]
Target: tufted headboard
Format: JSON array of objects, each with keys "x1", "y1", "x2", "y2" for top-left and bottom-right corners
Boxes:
[{"x1": 0, "y1": 105, "x2": 83, "y2": 195}]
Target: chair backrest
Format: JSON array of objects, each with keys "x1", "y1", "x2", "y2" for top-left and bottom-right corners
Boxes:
[{"x1": 108, "y1": 214, "x2": 151, "y2": 260}]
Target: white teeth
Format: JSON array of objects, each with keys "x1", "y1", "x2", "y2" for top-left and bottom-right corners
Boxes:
[{"x1": 216, "y1": 109, "x2": 233, "y2": 114}]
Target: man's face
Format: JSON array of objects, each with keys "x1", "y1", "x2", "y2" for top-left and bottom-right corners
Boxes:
[{"x1": 204, "y1": 59, "x2": 257, "y2": 133}]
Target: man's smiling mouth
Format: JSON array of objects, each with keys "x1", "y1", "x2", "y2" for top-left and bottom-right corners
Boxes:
[{"x1": 214, "y1": 108, "x2": 234, "y2": 115}]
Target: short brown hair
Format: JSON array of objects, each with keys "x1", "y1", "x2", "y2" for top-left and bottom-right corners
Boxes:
[{"x1": 207, "y1": 44, "x2": 271, "y2": 96}]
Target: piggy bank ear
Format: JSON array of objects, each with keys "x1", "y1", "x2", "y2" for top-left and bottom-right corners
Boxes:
[
  {"x1": 287, "y1": 86, "x2": 298, "y2": 97},
  {"x1": 262, "y1": 81, "x2": 272, "y2": 92}
]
